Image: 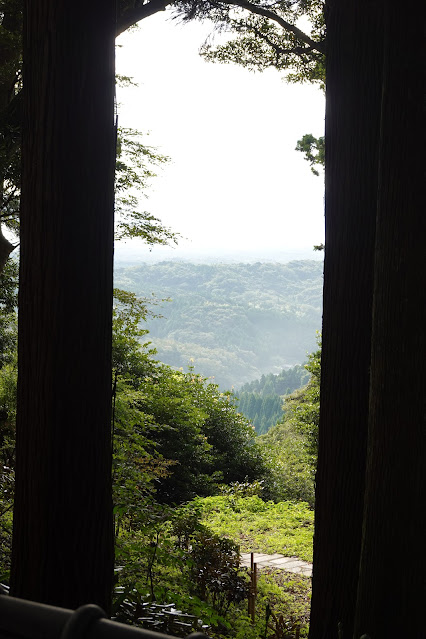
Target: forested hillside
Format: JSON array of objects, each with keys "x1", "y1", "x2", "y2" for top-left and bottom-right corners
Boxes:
[
  {"x1": 237, "y1": 364, "x2": 311, "y2": 434},
  {"x1": 114, "y1": 259, "x2": 323, "y2": 388}
]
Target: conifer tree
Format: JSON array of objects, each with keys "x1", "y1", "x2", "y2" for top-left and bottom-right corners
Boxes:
[{"x1": 10, "y1": 0, "x2": 116, "y2": 611}]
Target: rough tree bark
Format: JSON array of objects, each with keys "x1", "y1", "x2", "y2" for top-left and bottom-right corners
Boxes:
[
  {"x1": 308, "y1": 2, "x2": 383, "y2": 638},
  {"x1": 10, "y1": 0, "x2": 116, "y2": 612},
  {"x1": 353, "y1": 4, "x2": 426, "y2": 637}
]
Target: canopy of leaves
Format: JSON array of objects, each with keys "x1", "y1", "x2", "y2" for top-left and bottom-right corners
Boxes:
[{"x1": 174, "y1": 0, "x2": 325, "y2": 85}]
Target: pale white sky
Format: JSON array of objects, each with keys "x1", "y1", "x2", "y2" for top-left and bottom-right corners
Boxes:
[{"x1": 115, "y1": 10, "x2": 325, "y2": 261}]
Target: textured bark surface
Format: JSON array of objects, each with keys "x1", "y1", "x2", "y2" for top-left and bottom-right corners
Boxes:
[
  {"x1": 10, "y1": 0, "x2": 116, "y2": 611},
  {"x1": 308, "y1": 3, "x2": 383, "y2": 638},
  {"x1": 354, "y1": 5, "x2": 426, "y2": 637}
]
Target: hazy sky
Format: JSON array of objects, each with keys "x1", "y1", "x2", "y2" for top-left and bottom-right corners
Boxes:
[{"x1": 115, "y1": 10, "x2": 325, "y2": 261}]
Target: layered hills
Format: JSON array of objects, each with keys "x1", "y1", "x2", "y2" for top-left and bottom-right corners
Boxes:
[{"x1": 114, "y1": 259, "x2": 323, "y2": 390}]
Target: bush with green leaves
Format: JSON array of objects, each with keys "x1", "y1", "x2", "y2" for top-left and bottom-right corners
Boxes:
[
  {"x1": 258, "y1": 337, "x2": 321, "y2": 505},
  {"x1": 259, "y1": 421, "x2": 315, "y2": 506},
  {"x1": 284, "y1": 341, "x2": 321, "y2": 463},
  {"x1": 113, "y1": 503, "x2": 248, "y2": 635},
  {"x1": 190, "y1": 530, "x2": 248, "y2": 615}
]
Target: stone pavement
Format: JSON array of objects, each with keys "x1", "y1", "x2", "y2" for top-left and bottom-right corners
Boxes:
[{"x1": 241, "y1": 552, "x2": 312, "y2": 577}]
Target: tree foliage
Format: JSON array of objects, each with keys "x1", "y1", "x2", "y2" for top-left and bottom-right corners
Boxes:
[
  {"x1": 258, "y1": 338, "x2": 320, "y2": 504},
  {"x1": 0, "y1": 4, "x2": 179, "y2": 273},
  {"x1": 174, "y1": 0, "x2": 325, "y2": 85},
  {"x1": 114, "y1": 128, "x2": 179, "y2": 246},
  {"x1": 112, "y1": 289, "x2": 267, "y2": 504},
  {"x1": 295, "y1": 133, "x2": 324, "y2": 176},
  {"x1": 283, "y1": 338, "x2": 320, "y2": 461}
]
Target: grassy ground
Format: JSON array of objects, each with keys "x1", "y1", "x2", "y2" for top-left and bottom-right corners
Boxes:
[
  {"x1": 190, "y1": 495, "x2": 314, "y2": 638},
  {"x1": 195, "y1": 495, "x2": 314, "y2": 563}
]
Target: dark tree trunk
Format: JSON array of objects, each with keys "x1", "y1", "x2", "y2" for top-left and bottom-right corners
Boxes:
[
  {"x1": 309, "y1": 3, "x2": 383, "y2": 638},
  {"x1": 10, "y1": 0, "x2": 116, "y2": 612},
  {"x1": 353, "y1": 5, "x2": 426, "y2": 637}
]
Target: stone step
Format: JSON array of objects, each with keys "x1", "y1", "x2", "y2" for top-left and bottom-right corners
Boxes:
[{"x1": 240, "y1": 552, "x2": 312, "y2": 577}]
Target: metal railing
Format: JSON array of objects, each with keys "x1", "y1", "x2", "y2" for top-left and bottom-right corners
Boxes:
[{"x1": 0, "y1": 594, "x2": 209, "y2": 639}]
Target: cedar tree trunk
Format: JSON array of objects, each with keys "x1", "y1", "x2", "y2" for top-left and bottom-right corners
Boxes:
[
  {"x1": 309, "y1": 2, "x2": 383, "y2": 638},
  {"x1": 10, "y1": 0, "x2": 116, "y2": 612},
  {"x1": 354, "y1": 4, "x2": 426, "y2": 637}
]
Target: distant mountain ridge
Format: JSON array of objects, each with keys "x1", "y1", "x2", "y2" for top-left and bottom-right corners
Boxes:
[{"x1": 114, "y1": 259, "x2": 323, "y2": 389}]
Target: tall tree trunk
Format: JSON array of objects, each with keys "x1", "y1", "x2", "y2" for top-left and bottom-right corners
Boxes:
[
  {"x1": 10, "y1": 0, "x2": 116, "y2": 612},
  {"x1": 309, "y1": 3, "x2": 383, "y2": 638},
  {"x1": 354, "y1": 5, "x2": 426, "y2": 637}
]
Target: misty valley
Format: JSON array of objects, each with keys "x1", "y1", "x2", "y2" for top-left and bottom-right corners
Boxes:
[{"x1": 114, "y1": 259, "x2": 323, "y2": 390}]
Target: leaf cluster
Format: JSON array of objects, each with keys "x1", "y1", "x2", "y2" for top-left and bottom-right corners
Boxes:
[
  {"x1": 189, "y1": 527, "x2": 248, "y2": 615},
  {"x1": 114, "y1": 128, "x2": 179, "y2": 246},
  {"x1": 174, "y1": 0, "x2": 325, "y2": 85},
  {"x1": 295, "y1": 133, "x2": 324, "y2": 176}
]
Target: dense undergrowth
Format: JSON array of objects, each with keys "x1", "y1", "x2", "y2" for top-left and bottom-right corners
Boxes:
[
  {"x1": 112, "y1": 492, "x2": 313, "y2": 638},
  {"x1": 197, "y1": 494, "x2": 314, "y2": 562}
]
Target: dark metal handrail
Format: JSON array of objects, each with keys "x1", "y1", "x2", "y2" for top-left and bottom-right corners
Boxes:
[{"x1": 0, "y1": 595, "x2": 209, "y2": 639}]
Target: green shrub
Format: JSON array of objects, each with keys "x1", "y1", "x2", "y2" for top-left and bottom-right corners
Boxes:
[{"x1": 190, "y1": 530, "x2": 248, "y2": 615}]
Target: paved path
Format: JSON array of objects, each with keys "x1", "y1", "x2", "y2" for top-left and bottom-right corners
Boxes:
[{"x1": 241, "y1": 552, "x2": 312, "y2": 577}]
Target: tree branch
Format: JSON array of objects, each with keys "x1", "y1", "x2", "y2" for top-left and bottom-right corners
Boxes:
[
  {"x1": 249, "y1": 23, "x2": 315, "y2": 59},
  {"x1": 221, "y1": 0, "x2": 325, "y2": 54},
  {"x1": 116, "y1": 0, "x2": 174, "y2": 36}
]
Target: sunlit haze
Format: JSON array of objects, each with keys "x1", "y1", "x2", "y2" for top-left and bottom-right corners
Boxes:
[{"x1": 115, "y1": 11, "x2": 325, "y2": 262}]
